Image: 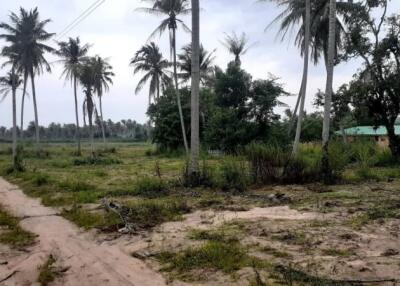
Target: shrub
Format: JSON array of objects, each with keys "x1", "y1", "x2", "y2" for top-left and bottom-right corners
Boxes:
[
  {"x1": 246, "y1": 143, "x2": 288, "y2": 184},
  {"x1": 181, "y1": 160, "x2": 215, "y2": 188},
  {"x1": 32, "y1": 173, "x2": 50, "y2": 186},
  {"x1": 282, "y1": 156, "x2": 319, "y2": 184},
  {"x1": 328, "y1": 141, "x2": 352, "y2": 175},
  {"x1": 374, "y1": 149, "x2": 398, "y2": 167},
  {"x1": 134, "y1": 177, "x2": 168, "y2": 198},
  {"x1": 351, "y1": 140, "x2": 377, "y2": 167},
  {"x1": 218, "y1": 157, "x2": 249, "y2": 192}
]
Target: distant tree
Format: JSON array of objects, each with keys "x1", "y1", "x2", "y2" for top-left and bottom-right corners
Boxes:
[
  {"x1": 178, "y1": 44, "x2": 215, "y2": 86},
  {"x1": 57, "y1": 37, "x2": 90, "y2": 155},
  {"x1": 92, "y1": 56, "x2": 114, "y2": 144},
  {"x1": 130, "y1": 42, "x2": 171, "y2": 104},
  {"x1": 0, "y1": 71, "x2": 22, "y2": 166},
  {"x1": 138, "y1": 0, "x2": 191, "y2": 154},
  {"x1": 222, "y1": 32, "x2": 252, "y2": 66},
  {"x1": 0, "y1": 7, "x2": 55, "y2": 146},
  {"x1": 79, "y1": 58, "x2": 97, "y2": 156}
]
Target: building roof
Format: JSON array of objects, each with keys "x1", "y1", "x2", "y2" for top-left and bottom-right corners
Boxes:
[{"x1": 335, "y1": 126, "x2": 400, "y2": 136}]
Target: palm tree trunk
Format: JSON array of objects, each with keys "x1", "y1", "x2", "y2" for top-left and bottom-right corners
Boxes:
[
  {"x1": 87, "y1": 94, "x2": 95, "y2": 157},
  {"x1": 322, "y1": 0, "x2": 337, "y2": 184},
  {"x1": 292, "y1": 0, "x2": 311, "y2": 156},
  {"x1": 30, "y1": 70, "x2": 40, "y2": 148},
  {"x1": 73, "y1": 76, "x2": 81, "y2": 155},
  {"x1": 11, "y1": 69, "x2": 17, "y2": 167},
  {"x1": 172, "y1": 27, "x2": 189, "y2": 155},
  {"x1": 99, "y1": 95, "x2": 106, "y2": 144},
  {"x1": 20, "y1": 71, "x2": 28, "y2": 140},
  {"x1": 190, "y1": 0, "x2": 200, "y2": 174}
]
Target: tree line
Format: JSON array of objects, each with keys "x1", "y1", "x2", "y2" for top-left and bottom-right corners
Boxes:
[
  {"x1": 0, "y1": 120, "x2": 150, "y2": 142},
  {"x1": 1, "y1": 0, "x2": 400, "y2": 183}
]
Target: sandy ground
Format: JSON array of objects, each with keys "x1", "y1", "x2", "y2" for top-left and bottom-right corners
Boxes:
[{"x1": 0, "y1": 177, "x2": 169, "y2": 286}]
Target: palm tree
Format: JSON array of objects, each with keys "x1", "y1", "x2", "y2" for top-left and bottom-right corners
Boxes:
[
  {"x1": 0, "y1": 7, "x2": 54, "y2": 147},
  {"x1": 138, "y1": 0, "x2": 191, "y2": 154},
  {"x1": 92, "y1": 56, "x2": 114, "y2": 144},
  {"x1": 189, "y1": 0, "x2": 200, "y2": 174},
  {"x1": 263, "y1": 0, "x2": 354, "y2": 152},
  {"x1": 178, "y1": 43, "x2": 215, "y2": 85},
  {"x1": 79, "y1": 58, "x2": 96, "y2": 156},
  {"x1": 322, "y1": 0, "x2": 336, "y2": 183},
  {"x1": 222, "y1": 32, "x2": 252, "y2": 66},
  {"x1": 130, "y1": 42, "x2": 171, "y2": 104},
  {"x1": 0, "y1": 70, "x2": 22, "y2": 167},
  {"x1": 57, "y1": 37, "x2": 90, "y2": 155},
  {"x1": 292, "y1": 0, "x2": 311, "y2": 156}
]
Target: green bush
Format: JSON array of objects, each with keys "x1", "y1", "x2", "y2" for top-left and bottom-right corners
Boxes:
[
  {"x1": 246, "y1": 142, "x2": 288, "y2": 184},
  {"x1": 350, "y1": 140, "x2": 377, "y2": 167},
  {"x1": 32, "y1": 173, "x2": 50, "y2": 186},
  {"x1": 218, "y1": 157, "x2": 249, "y2": 192},
  {"x1": 328, "y1": 141, "x2": 352, "y2": 175},
  {"x1": 374, "y1": 149, "x2": 398, "y2": 167},
  {"x1": 134, "y1": 177, "x2": 168, "y2": 198},
  {"x1": 181, "y1": 160, "x2": 215, "y2": 188},
  {"x1": 282, "y1": 156, "x2": 319, "y2": 184}
]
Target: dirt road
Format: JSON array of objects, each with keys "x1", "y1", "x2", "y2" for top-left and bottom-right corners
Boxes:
[{"x1": 0, "y1": 177, "x2": 168, "y2": 286}]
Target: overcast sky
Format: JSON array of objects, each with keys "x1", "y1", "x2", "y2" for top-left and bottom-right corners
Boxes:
[{"x1": 0, "y1": 0, "x2": 399, "y2": 128}]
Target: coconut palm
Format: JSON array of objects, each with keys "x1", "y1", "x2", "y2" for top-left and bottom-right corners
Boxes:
[
  {"x1": 292, "y1": 0, "x2": 311, "y2": 156},
  {"x1": 0, "y1": 7, "x2": 54, "y2": 146},
  {"x1": 178, "y1": 43, "x2": 215, "y2": 86},
  {"x1": 0, "y1": 70, "x2": 22, "y2": 167},
  {"x1": 57, "y1": 37, "x2": 90, "y2": 155},
  {"x1": 130, "y1": 42, "x2": 171, "y2": 104},
  {"x1": 189, "y1": 0, "x2": 200, "y2": 174},
  {"x1": 78, "y1": 58, "x2": 97, "y2": 156},
  {"x1": 92, "y1": 56, "x2": 114, "y2": 144},
  {"x1": 322, "y1": 0, "x2": 336, "y2": 183},
  {"x1": 222, "y1": 32, "x2": 252, "y2": 66},
  {"x1": 138, "y1": 0, "x2": 191, "y2": 154}
]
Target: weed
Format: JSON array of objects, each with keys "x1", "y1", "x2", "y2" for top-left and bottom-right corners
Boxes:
[
  {"x1": 73, "y1": 156, "x2": 121, "y2": 166},
  {"x1": 37, "y1": 255, "x2": 58, "y2": 286},
  {"x1": 218, "y1": 157, "x2": 249, "y2": 192},
  {"x1": 58, "y1": 180, "x2": 95, "y2": 192},
  {"x1": 134, "y1": 176, "x2": 168, "y2": 198},
  {"x1": 261, "y1": 246, "x2": 293, "y2": 258},
  {"x1": 157, "y1": 241, "x2": 253, "y2": 276},
  {"x1": 62, "y1": 205, "x2": 119, "y2": 230},
  {"x1": 321, "y1": 248, "x2": 355, "y2": 257},
  {"x1": 0, "y1": 206, "x2": 36, "y2": 248}
]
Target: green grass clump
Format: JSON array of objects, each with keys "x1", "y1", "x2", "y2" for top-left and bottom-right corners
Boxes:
[
  {"x1": 37, "y1": 255, "x2": 59, "y2": 285},
  {"x1": 125, "y1": 199, "x2": 190, "y2": 229},
  {"x1": 321, "y1": 248, "x2": 355, "y2": 257},
  {"x1": 0, "y1": 206, "x2": 36, "y2": 248},
  {"x1": 218, "y1": 157, "x2": 249, "y2": 192},
  {"x1": 73, "y1": 156, "x2": 121, "y2": 166},
  {"x1": 157, "y1": 241, "x2": 253, "y2": 277},
  {"x1": 134, "y1": 176, "x2": 168, "y2": 198},
  {"x1": 261, "y1": 246, "x2": 293, "y2": 259},
  {"x1": 58, "y1": 179, "x2": 96, "y2": 192},
  {"x1": 62, "y1": 205, "x2": 119, "y2": 230}
]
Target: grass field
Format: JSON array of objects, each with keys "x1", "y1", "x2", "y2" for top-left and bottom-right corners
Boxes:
[{"x1": 0, "y1": 142, "x2": 399, "y2": 284}]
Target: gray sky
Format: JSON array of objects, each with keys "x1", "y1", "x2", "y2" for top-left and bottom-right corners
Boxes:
[{"x1": 0, "y1": 0, "x2": 399, "y2": 128}]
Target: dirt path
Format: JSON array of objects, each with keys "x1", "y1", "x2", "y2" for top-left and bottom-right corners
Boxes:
[{"x1": 0, "y1": 177, "x2": 169, "y2": 286}]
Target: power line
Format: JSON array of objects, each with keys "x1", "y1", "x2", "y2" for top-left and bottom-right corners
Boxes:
[
  {"x1": 56, "y1": 0, "x2": 106, "y2": 40},
  {"x1": 57, "y1": 0, "x2": 103, "y2": 38}
]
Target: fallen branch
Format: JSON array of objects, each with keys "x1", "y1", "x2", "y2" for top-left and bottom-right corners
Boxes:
[{"x1": 0, "y1": 270, "x2": 18, "y2": 283}]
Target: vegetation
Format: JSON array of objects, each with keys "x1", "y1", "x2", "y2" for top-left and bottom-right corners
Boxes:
[{"x1": 0, "y1": 205, "x2": 36, "y2": 248}]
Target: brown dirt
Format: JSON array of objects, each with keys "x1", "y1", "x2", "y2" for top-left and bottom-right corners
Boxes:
[{"x1": 0, "y1": 178, "x2": 170, "y2": 286}]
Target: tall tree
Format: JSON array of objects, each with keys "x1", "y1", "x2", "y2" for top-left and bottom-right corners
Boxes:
[
  {"x1": 0, "y1": 8, "x2": 54, "y2": 146},
  {"x1": 138, "y1": 0, "x2": 191, "y2": 154},
  {"x1": 57, "y1": 37, "x2": 90, "y2": 155},
  {"x1": 222, "y1": 32, "x2": 252, "y2": 66},
  {"x1": 178, "y1": 43, "x2": 215, "y2": 86},
  {"x1": 130, "y1": 42, "x2": 171, "y2": 104},
  {"x1": 264, "y1": 0, "x2": 355, "y2": 147},
  {"x1": 92, "y1": 56, "x2": 114, "y2": 144},
  {"x1": 321, "y1": 0, "x2": 337, "y2": 183},
  {"x1": 293, "y1": 0, "x2": 311, "y2": 155},
  {"x1": 190, "y1": 0, "x2": 200, "y2": 174},
  {"x1": 0, "y1": 70, "x2": 22, "y2": 167},
  {"x1": 79, "y1": 58, "x2": 97, "y2": 156}
]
